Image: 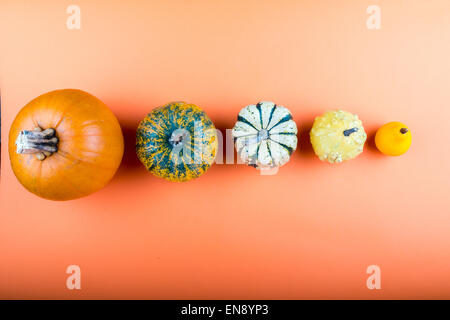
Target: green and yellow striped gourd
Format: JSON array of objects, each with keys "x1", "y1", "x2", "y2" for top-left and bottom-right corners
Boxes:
[{"x1": 136, "y1": 102, "x2": 217, "y2": 182}]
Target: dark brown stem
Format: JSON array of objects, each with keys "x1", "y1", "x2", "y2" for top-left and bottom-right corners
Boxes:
[
  {"x1": 15, "y1": 127, "x2": 59, "y2": 160},
  {"x1": 400, "y1": 128, "x2": 409, "y2": 134},
  {"x1": 343, "y1": 127, "x2": 358, "y2": 136}
]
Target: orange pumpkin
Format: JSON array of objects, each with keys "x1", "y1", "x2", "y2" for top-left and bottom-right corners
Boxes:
[{"x1": 8, "y1": 89, "x2": 124, "y2": 200}]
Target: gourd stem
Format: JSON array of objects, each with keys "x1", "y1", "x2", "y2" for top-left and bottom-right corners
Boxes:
[
  {"x1": 169, "y1": 129, "x2": 189, "y2": 147},
  {"x1": 15, "y1": 127, "x2": 59, "y2": 161},
  {"x1": 343, "y1": 127, "x2": 358, "y2": 136},
  {"x1": 400, "y1": 128, "x2": 408, "y2": 134}
]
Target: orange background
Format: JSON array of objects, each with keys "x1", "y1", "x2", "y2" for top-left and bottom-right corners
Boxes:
[{"x1": 1, "y1": 0, "x2": 450, "y2": 299}]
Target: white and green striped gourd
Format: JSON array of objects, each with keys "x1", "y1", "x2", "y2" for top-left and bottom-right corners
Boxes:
[{"x1": 232, "y1": 101, "x2": 298, "y2": 169}]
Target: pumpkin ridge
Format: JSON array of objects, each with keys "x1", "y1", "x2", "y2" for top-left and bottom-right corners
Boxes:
[
  {"x1": 266, "y1": 141, "x2": 275, "y2": 165},
  {"x1": 53, "y1": 96, "x2": 87, "y2": 129},
  {"x1": 54, "y1": 151, "x2": 116, "y2": 170},
  {"x1": 232, "y1": 133, "x2": 257, "y2": 141},
  {"x1": 57, "y1": 146, "x2": 103, "y2": 158},
  {"x1": 275, "y1": 132, "x2": 297, "y2": 135},
  {"x1": 35, "y1": 159, "x2": 43, "y2": 195},
  {"x1": 75, "y1": 119, "x2": 110, "y2": 127},
  {"x1": 268, "y1": 137, "x2": 294, "y2": 155},
  {"x1": 256, "y1": 102, "x2": 264, "y2": 130},
  {"x1": 237, "y1": 116, "x2": 259, "y2": 131},
  {"x1": 47, "y1": 164, "x2": 91, "y2": 198},
  {"x1": 266, "y1": 104, "x2": 277, "y2": 129},
  {"x1": 268, "y1": 113, "x2": 293, "y2": 131},
  {"x1": 59, "y1": 133, "x2": 116, "y2": 138},
  {"x1": 255, "y1": 142, "x2": 261, "y2": 166}
]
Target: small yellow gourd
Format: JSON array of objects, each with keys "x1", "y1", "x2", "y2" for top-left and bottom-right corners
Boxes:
[
  {"x1": 310, "y1": 110, "x2": 367, "y2": 163},
  {"x1": 375, "y1": 122, "x2": 411, "y2": 156}
]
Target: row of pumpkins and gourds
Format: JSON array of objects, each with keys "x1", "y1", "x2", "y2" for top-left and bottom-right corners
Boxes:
[{"x1": 9, "y1": 89, "x2": 412, "y2": 201}]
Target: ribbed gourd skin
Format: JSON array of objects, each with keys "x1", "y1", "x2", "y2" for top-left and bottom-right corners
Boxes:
[
  {"x1": 136, "y1": 102, "x2": 218, "y2": 182},
  {"x1": 232, "y1": 101, "x2": 298, "y2": 169}
]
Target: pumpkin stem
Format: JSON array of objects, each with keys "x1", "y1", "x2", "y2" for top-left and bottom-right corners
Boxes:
[
  {"x1": 257, "y1": 129, "x2": 269, "y2": 142},
  {"x1": 15, "y1": 127, "x2": 59, "y2": 161},
  {"x1": 169, "y1": 129, "x2": 190, "y2": 148}
]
